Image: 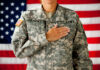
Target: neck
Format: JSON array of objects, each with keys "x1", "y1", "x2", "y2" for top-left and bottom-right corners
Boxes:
[{"x1": 42, "y1": 3, "x2": 57, "y2": 13}]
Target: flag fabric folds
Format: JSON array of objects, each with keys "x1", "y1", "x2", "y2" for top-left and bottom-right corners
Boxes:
[{"x1": 0, "y1": 0, "x2": 100, "y2": 70}]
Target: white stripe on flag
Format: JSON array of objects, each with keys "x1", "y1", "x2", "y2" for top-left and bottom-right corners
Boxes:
[
  {"x1": 0, "y1": 57, "x2": 27, "y2": 64},
  {"x1": 0, "y1": 44, "x2": 12, "y2": 50},
  {"x1": 80, "y1": 17, "x2": 100, "y2": 24},
  {"x1": 88, "y1": 44, "x2": 100, "y2": 51},
  {"x1": 91, "y1": 58, "x2": 100, "y2": 64},
  {"x1": 27, "y1": 4, "x2": 100, "y2": 11},
  {"x1": 85, "y1": 31, "x2": 100, "y2": 37},
  {"x1": 0, "y1": 57, "x2": 99, "y2": 64}
]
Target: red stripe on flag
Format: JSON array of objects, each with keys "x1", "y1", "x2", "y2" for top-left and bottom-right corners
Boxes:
[
  {"x1": 89, "y1": 51, "x2": 100, "y2": 57},
  {"x1": 83, "y1": 24, "x2": 100, "y2": 30},
  {"x1": 0, "y1": 64, "x2": 27, "y2": 70},
  {"x1": 93, "y1": 64, "x2": 100, "y2": 70},
  {"x1": 57, "y1": 0, "x2": 100, "y2": 4},
  {"x1": 76, "y1": 10, "x2": 100, "y2": 18},
  {"x1": 0, "y1": 51, "x2": 15, "y2": 57},
  {"x1": 0, "y1": 64, "x2": 100, "y2": 70},
  {"x1": 27, "y1": 0, "x2": 100, "y2": 4},
  {"x1": 87, "y1": 37, "x2": 100, "y2": 44}
]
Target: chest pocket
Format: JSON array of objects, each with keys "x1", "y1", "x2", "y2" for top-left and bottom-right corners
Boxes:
[
  {"x1": 48, "y1": 20, "x2": 77, "y2": 48},
  {"x1": 26, "y1": 20, "x2": 46, "y2": 35},
  {"x1": 49, "y1": 20, "x2": 77, "y2": 40}
]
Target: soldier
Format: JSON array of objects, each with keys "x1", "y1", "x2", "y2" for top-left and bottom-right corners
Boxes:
[{"x1": 11, "y1": 0, "x2": 93, "y2": 70}]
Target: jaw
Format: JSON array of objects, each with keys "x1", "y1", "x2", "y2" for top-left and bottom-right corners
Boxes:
[{"x1": 41, "y1": 0, "x2": 57, "y2": 5}]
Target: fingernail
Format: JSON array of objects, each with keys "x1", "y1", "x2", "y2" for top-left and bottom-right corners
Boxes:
[
  {"x1": 65, "y1": 27, "x2": 68, "y2": 29},
  {"x1": 66, "y1": 29, "x2": 70, "y2": 32},
  {"x1": 66, "y1": 33, "x2": 68, "y2": 35},
  {"x1": 68, "y1": 29, "x2": 70, "y2": 32}
]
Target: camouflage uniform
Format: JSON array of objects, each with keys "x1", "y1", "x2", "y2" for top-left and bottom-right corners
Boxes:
[{"x1": 11, "y1": 4, "x2": 93, "y2": 70}]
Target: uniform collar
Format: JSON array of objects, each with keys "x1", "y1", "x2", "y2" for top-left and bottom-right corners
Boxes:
[{"x1": 36, "y1": 3, "x2": 66, "y2": 22}]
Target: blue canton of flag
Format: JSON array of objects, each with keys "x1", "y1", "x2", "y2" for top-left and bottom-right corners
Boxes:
[{"x1": 0, "y1": 0, "x2": 26, "y2": 43}]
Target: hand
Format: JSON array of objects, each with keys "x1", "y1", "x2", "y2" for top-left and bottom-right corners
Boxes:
[{"x1": 46, "y1": 24, "x2": 70, "y2": 42}]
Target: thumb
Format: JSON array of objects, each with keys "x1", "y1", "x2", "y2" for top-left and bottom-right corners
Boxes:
[{"x1": 53, "y1": 24, "x2": 58, "y2": 28}]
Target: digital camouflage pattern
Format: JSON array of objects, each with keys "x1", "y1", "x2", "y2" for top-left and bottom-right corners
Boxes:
[{"x1": 11, "y1": 4, "x2": 93, "y2": 70}]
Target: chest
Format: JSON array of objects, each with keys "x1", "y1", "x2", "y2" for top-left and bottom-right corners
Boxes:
[{"x1": 26, "y1": 19, "x2": 77, "y2": 40}]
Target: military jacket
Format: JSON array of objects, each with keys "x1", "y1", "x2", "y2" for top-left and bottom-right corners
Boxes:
[{"x1": 11, "y1": 4, "x2": 93, "y2": 70}]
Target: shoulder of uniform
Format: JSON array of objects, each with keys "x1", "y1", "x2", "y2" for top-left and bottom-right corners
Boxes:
[
  {"x1": 21, "y1": 8, "x2": 40, "y2": 21},
  {"x1": 59, "y1": 5, "x2": 79, "y2": 23},
  {"x1": 15, "y1": 8, "x2": 39, "y2": 26},
  {"x1": 61, "y1": 5, "x2": 77, "y2": 16},
  {"x1": 15, "y1": 10, "x2": 33, "y2": 27},
  {"x1": 21, "y1": 9, "x2": 37, "y2": 17},
  {"x1": 59, "y1": 5, "x2": 77, "y2": 15}
]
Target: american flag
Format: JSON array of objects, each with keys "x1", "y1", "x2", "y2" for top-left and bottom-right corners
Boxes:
[{"x1": 0, "y1": 0, "x2": 100, "y2": 70}]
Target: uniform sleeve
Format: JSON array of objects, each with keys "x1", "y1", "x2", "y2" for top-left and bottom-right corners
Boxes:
[
  {"x1": 11, "y1": 13, "x2": 49, "y2": 58},
  {"x1": 72, "y1": 15, "x2": 93, "y2": 70}
]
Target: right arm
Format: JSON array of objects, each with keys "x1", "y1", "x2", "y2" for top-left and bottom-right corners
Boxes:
[{"x1": 11, "y1": 13, "x2": 49, "y2": 58}]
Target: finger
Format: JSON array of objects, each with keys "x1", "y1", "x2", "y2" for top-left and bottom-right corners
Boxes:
[
  {"x1": 67, "y1": 28, "x2": 70, "y2": 32},
  {"x1": 64, "y1": 27, "x2": 70, "y2": 32},
  {"x1": 57, "y1": 27, "x2": 70, "y2": 31},
  {"x1": 59, "y1": 33, "x2": 68, "y2": 38},
  {"x1": 65, "y1": 27, "x2": 70, "y2": 32},
  {"x1": 58, "y1": 28, "x2": 70, "y2": 33},
  {"x1": 59, "y1": 32, "x2": 68, "y2": 35},
  {"x1": 57, "y1": 28, "x2": 66, "y2": 33},
  {"x1": 59, "y1": 26, "x2": 69, "y2": 29},
  {"x1": 61, "y1": 33, "x2": 68, "y2": 37},
  {"x1": 53, "y1": 24, "x2": 58, "y2": 28},
  {"x1": 59, "y1": 32, "x2": 68, "y2": 37}
]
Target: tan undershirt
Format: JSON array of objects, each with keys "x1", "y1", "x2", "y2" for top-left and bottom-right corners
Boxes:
[{"x1": 45, "y1": 11, "x2": 55, "y2": 19}]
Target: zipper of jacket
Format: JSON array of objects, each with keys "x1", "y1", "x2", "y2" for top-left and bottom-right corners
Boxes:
[
  {"x1": 44, "y1": 20, "x2": 47, "y2": 70},
  {"x1": 45, "y1": 45, "x2": 46, "y2": 70}
]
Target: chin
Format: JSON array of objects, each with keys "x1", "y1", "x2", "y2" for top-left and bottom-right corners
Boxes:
[
  {"x1": 46, "y1": 1, "x2": 54, "y2": 4},
  {"x1": 45, "y1": 0, "x2": 56, "y2": 4},
  {"x1": 41, "y1": 0, "x2": 57, "y2": 5}
]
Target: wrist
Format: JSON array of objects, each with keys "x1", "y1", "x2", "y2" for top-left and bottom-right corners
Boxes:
[{"x1": 46, "y1": 32, "x2": 51, "y2": 42}]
